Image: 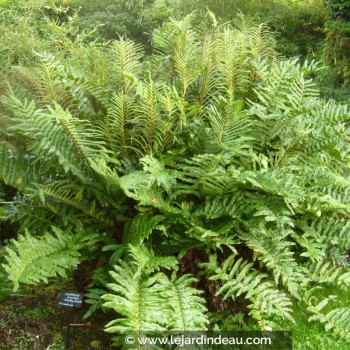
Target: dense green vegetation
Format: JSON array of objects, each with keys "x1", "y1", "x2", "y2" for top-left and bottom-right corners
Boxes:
[{"x1": 0, "y1": 0, "x2": 349, "y2": 349}]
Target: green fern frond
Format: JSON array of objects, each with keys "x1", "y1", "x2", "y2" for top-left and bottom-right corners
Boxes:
[
  {"x1": 102, "y1": 249, "x2": 207, "y2": 347},
  {"x1": 35, "y1": 53, "x2": 72, "y2": 109},
  {"x1": 166, "y1": 273, "x2": 209, "y2": 331},
  {"x1": 0, "y1": 143, "x2": 31, "y2": 190},
  {"x1": 206, "y1": 96, "x2": 254, "y2": 153},
  {"x1": 127, "y1": 244, "x2": 178, "y2": 276},
  {"x1": 3, "y1": 93, "x2": 85, "y2": 178},
  {"x1": 240, "y1": 229, "x2": 307, "y2": 298},
  {"x1": 2, "y1": 228, "x2": 99, "y2": 291},
  {"x1": 141, "y1": 155, "x2": 176, "y2": 193},
  {"x1": 308, "y1": 260, "x2": 350, "y2": 287},
  {"x1": 174, "y1": 154, "x2": 233, "y2": 196},
  {"x1": 307, "y1": 296, "x2": 350, "y2": 339},
  {"x1": 194, "y1": 191, "x2": 247, "y2": 219},
  {"x1": 300, "y1": 217, "x2": 350, "y2": 252},
  {"x1": 101, "y1": 92, "x2": 134, "y2": 156},
  {"x1": 102, "y1": 262, "x2": 169, "y2": 343},
  {"x1": 28, "y1": 182, "x2": 111, "y2": 225},
  {"x1": 109, "y1": 37, "x2": 143, "y2": 94},
  {"x1": 202, "y1": 255, "x2": 294, "y2": 328},
  {"x1": 123, "y1": 213, "x2": 165, "y2": 245},
  {"x1": 48, "y1": 103, "x2": 106, "y2": 164}
]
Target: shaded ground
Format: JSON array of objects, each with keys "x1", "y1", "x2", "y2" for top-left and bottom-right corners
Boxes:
[{"x1": 0, "y1": 288, "x2": 113, "y2": 350}]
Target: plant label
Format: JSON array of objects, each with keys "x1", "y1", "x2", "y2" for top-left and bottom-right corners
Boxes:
[{"x1": 58, "y1": 291, "x2": 83, "y2": 308}]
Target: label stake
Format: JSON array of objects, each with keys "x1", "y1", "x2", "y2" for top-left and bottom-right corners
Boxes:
[
  {"x1": 57, "y1": 291, "x2": 84, "y2": 350},
  {"x1": 66, "y1": 307, "x2": 71, "y2": 350}
]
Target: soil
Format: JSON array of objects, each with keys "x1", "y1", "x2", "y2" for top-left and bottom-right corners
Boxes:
[{"x1": 0, "y1": 288, "x2": 114, "y2": 350}]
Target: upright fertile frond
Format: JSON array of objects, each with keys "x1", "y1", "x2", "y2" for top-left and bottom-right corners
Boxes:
[
  {"x1": 153, "y1": 14, "x2": 201, "y2": 100},
  {"x1": 216, "y1": 26, "x2": 250, "y2": 95},
  {"x1": 131, "y1": 79, "x2": 165, "y2": 155},
  {"x1": 81, "y1": 45, "x2": 113, "y2": 111},
  {"x1": 157, "y1": 85, "x2": 183, "y2": 148},
  {"x1": 234, "y1": 16, "x2": 276, "y2": 63},
  {"x1": 197, "y1": 26, "x2": 220, "y2": 109},
  {"x1": 2, "y1": 228, "x2": 99, "y2": 291},
  {"x1": 109, "y1": 38, "x2": 143, "y2": 94},
  {"x1": 101, "y1": 92, "x2": 134, "y2": 156}
]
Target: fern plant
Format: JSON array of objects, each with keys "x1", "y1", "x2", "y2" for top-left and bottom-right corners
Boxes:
[
  {"x1": 102, "y1": 245, "x2": 208, "y2": 347},
  {"x1": 3, "y1": 227, "x2": 99, "y2": 291},
  {"x1": 0, "y1": 12, "x2": 349, "y2": 347}
]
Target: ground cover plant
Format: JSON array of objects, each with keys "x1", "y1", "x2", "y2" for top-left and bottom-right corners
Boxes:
[{"x1": 0, "y1": 1, "x2": 350, "y2": 349}]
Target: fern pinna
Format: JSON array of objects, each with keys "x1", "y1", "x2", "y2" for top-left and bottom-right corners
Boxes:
[{"x1": 0, "y1": 13, "x2": 349, "y2": 347}]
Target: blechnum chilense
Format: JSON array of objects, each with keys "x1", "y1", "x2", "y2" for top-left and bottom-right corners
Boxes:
[{"x1": 0, "y1": 12, "x2": 349, "y2": 347}]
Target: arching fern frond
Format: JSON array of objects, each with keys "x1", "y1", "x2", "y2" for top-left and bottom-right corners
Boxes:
[
  {"x1": 201, "y1": 255, "x2": 294, "y2": 328},
  {"x1": 307, "y1": 260, "x2": 350, "y2": 288},
  {"x1": 2, "y1": 228, "x2": 99, "y2": 291},
  {"x1": 240, "y1": 229, "x2": 307, "y2": 298},
  {"x1": 307, "y1": 295, "x2": 350, "y2": 340}
]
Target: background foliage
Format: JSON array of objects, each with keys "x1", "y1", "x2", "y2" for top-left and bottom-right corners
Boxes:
[{"x1": 323, "y1": 0, "x2": 350, "y2": 90}]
